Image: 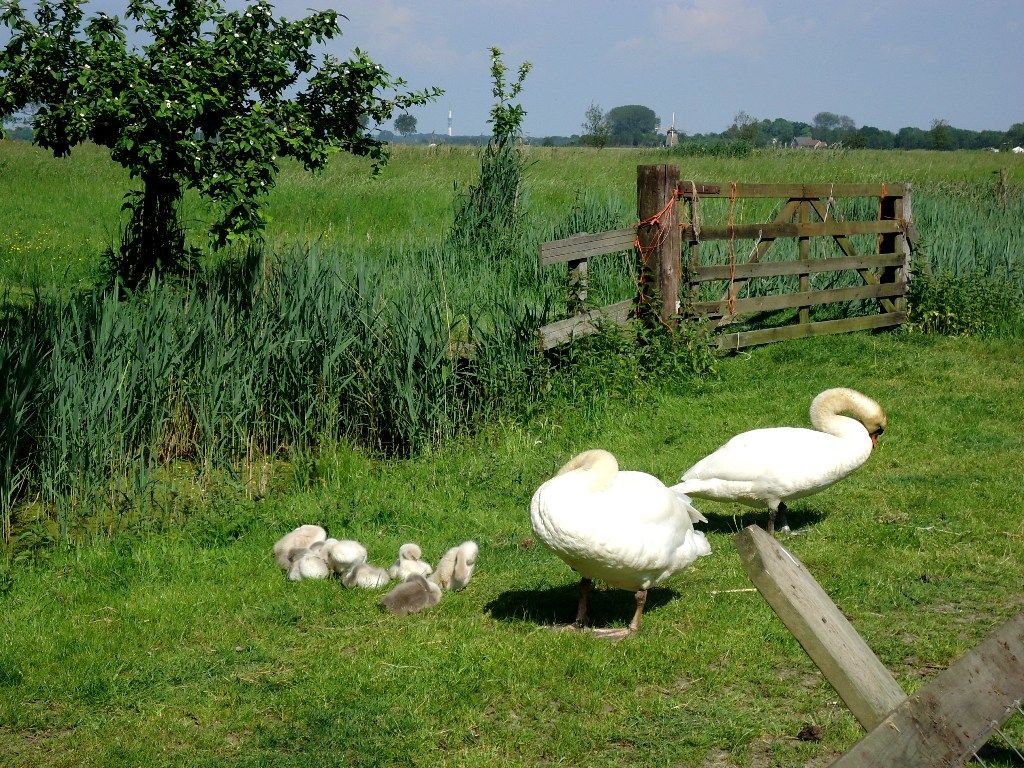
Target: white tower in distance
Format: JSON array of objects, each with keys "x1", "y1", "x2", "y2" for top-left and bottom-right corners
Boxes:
[
  {"x1": 447, "y1": 109, "x2": 453, "y2": 137},
  {"x1": 666, "y1": 111, "x2": 679, "y2": 148}
]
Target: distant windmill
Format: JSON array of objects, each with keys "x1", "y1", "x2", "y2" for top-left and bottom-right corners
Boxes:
[
  {"x1": 665, "y1": 111, "x2": 679, "y2": 148},
  {"x1": 447, "y1": 108, "x2": 453, "y2": 137}
]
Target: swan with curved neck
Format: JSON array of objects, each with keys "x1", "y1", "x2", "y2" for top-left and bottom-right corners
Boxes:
[
  {"x1": 531, "y1": 449, "x2": 711, "y2": 638},
  {"x1": 672, "y1": 387, "x2": 886, "y2": 535}
]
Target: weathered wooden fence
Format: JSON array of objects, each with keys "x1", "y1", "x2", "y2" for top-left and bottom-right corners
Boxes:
[
  {"x1": 735, "y1": 525, "x2": 1024, "y2": 767},
  {"x1": 538, "y1": 164, "x2": 915, "y2": 352}
]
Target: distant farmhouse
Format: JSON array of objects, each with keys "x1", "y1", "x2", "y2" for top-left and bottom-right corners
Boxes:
[{"x1": 791, "y1": 136, "x2": 828, "y2": 149}]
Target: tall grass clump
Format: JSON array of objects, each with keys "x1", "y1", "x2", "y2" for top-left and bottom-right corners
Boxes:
[{"x1": 447, "y1": 48, "x2": 532, "y2": 260}]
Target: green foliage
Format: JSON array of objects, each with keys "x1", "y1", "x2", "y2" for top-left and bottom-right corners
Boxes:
[
  {"x1": 606, "y1": 104, "x2": 659, "y2": 146},
  {"x1": 447, "y1": 47, "x2": 531, "y2": 258},
  {"x1": 908, "y1": 267, "x2": 1024, "y2": 338},
  {"x1": 393, "y1": 112, "x2": 417, "y2": 136},
  {"x1": 580, "y1": 102, "x2": 610, "y2": 149},
  {"x1": 0, "y1": 0, "x2": 441, "y2": 281},
  {"x1": 1, "y1": 334, "x2": 1023, "y2": 766}
]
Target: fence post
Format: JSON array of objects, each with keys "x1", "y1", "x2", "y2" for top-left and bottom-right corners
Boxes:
[{"x1": 636, "y1": 164, "x2": 680, "y2": 326}]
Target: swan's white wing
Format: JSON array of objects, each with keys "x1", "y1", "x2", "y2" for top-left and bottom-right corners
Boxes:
[{"x1": 682, "y1": 427, "x2": 845, "y2": 482}]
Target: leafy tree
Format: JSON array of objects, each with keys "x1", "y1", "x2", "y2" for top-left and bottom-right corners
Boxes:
[
  {"x1": 929, "y1": 119, "x2": 952, "y2": 151},
  {"x1": 580, "y1": 102, "x2": 610, "y2": 149},
  {"x1": 394, "y1": 112, "x2": 417, "y2": 136},
  {"x1": 896, "y1": 126, "x2": 927, "y2": 150},
  {"x1": 606, "y1": 104, "x2": 658, "y2": 146},
  {"x1": 727, "y1": 110, "x2": 760, "y2": 144},
  {"x1": 0, "y1": 0, "x2": 441, "y2": 285}
]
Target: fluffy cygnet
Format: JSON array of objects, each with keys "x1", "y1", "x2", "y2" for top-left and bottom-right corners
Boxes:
[
  {"x1": 273, "y1": 524, "x2": 327, "y2": 569},
  {"x1": 379, "y1": 574, "x2": 442, "y2": 616},
  {"x1": 342, "y1": 562, "x2": 391, "y2": 589},
  {"x1": 429, "y1": 541, "x2": 479, "y2": 591},
  {"x1": 287, "y1": 547, "x2": 331, "y2": 581},
  {"x1": 324, "y1": 539, "x2": 368, "y2": 576},
  {"x1": 388, "y1": 543, "x2": 433, "y2": 582}
]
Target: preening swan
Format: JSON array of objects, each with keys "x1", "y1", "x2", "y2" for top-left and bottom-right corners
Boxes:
[
  {"x1": 324, "y1": 540, "x2": 369, "y2": 577},
  {"x1": 430, "y1": 541, "x2": 479, "y2": 591},
  {"x1": 672, "y1": 387, "x2": 886, "y2": 535},
  {"x1": 530, "y1": 449, "x2": 711, "y2": 639}
]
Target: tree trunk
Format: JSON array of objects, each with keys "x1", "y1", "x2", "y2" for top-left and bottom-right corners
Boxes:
[{"x1": 113, "y1": 172, "x2": 185, "y2": 287}]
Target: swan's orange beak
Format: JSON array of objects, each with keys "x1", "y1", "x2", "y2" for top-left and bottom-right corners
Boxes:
[{"x1": 870, "y1": 430, "x2": 882, "y2": 448}]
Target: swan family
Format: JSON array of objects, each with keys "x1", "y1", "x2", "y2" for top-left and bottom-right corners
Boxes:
[
  {"x1": 272, "y1": 387, "x2": 884, "y2": 638},
  {"x1": 272, "y1": 526, "x2": 478, "y2": 614},
  {"x1": 531, "y1": 387, "x2": 886, "y2": 637}
]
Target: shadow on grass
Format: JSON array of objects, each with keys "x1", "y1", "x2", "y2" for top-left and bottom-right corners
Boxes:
[
  {"x1": 485, "y1": 583, "x2": 678, "y2": 628},
  {"x1": 700, "y1": 506, "x2": 826, "y2": 536}
]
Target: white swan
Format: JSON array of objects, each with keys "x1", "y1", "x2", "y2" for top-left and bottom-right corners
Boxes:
[
  {"x1": 530, "y1": 449, "x2": 711, "y2": 638},
  {"x1": 430, "y1": 541, "x2": 479, "y2": 591},
  {"x1": 388, "y1": 543, "x2": 433, "y2": 582},
  {"x1": 273, "y1": 524, "x2": 327, "y2": 569},
  {"x1": 672, "y1": 387, "x2": 886, "y2": 535}
]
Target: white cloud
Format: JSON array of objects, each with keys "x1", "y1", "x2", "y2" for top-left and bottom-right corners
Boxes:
[
  {"x1": 619, "y1": 0, "x2": 769, "y2": 57},
  {"x1": 342, "y1": 1, "x2": 461, "y2": 68}
]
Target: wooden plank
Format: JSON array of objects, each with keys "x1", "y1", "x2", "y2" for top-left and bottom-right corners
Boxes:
[
  {"x1": 692, "y1": 253, "x2": 904, "y2": 282},
  {"x1": 539, "y1": 229, "x2": 635, "y2": 266},
  {"x1": 830, "y1": 611, "x2": 1024, "y2": 768},
  {"x1": 718, "y1": 312, "x2": 907, "y2": 352},
  {"x1": 692, "y1": 282, "x2": 906, "y2": 318},
  {"x1": 734, "y1": 526, "x2": 908, "y2": 730},
  {"x1": 678, "y1": 182, "x2": 907, "y2": 199},
  {"x1": 682, "y1": 219, "x2": 903, "y2": 241},
  {"x1": 537, "y1": 299, "x2": 633, "y2": 350},
  {"x1": 567, "y1": 258, "x2": 588, "y2": 316}
]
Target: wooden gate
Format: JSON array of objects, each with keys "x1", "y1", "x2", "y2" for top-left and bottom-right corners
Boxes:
[
  {"x1": 680, "y1": 177, "x2": 912, "y2": 351},
  {"x1": 537, "y1": 164, "x2": 915, "y2": 352}
]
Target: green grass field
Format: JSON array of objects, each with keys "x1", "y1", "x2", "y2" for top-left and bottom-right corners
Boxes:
[
  {"x1": 2, "y1": 142, "x2": 1023, "y2": 766},
  {"x1": 2, "y1": 140, "x2": 1022, "y2": 289},
  {"x1": 2, "y1": 332, "x2": 1022, "y2": 767}
]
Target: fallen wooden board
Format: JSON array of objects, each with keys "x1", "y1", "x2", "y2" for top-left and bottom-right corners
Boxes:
[
  {"x1": 830, "y1": 610, "x2": 1024, "y2": 768},
  {"x1": 734, "y1": 526, "x2": 907, "y2": 730}
]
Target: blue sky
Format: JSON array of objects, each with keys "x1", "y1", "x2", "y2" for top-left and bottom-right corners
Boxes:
[
  {"x1": 12, "y1": 0, "x2": 1024, "y2": 137},
  {"x1": 328, "y1": 0, "x2": 1024, "y2": 137}
]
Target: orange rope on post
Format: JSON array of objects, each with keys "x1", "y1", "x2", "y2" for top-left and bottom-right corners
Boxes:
[{"x1": 633, "y1": 190, "x2": 682, "y2": 310}]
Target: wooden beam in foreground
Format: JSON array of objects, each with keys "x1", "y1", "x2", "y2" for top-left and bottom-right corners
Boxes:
[
  {"x1": 830, "y1": 611, "x2": 1024, "y2": 768},
  {"x1": 734, "y1": 525, "x2": 907, "y2": 730}
]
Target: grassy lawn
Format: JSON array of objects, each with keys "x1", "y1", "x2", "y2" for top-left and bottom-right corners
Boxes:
[{"x1": 3, "y1": 331, "x2": 1022, "y2": 767}]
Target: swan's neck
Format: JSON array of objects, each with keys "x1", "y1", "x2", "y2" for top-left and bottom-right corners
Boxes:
[
  {"x1": 557, "y1": 449, "x2": 618, "y2": 492},
  {"x1": 809, "y1": 388, "x2": 884, "y2": 439}
]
